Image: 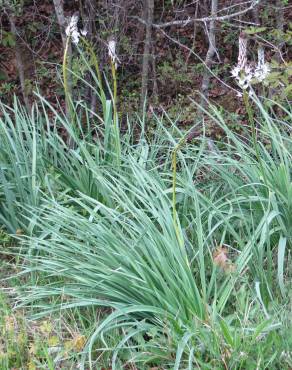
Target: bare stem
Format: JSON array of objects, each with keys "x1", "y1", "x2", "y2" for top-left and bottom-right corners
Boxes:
[
  {"x1": 172, "y1": 136, "x2": 187, "y2": 249},
  {"x1": 80, "y1": 37, "x2": 108, "y2": 116},
  {"x1": 111, "y1": 61, "x2": 121, "y2": 166},
  {"x1": 63, "y1": 36, "x2": 72, "y2": 119},
  {"x1": 243, "y1": 91, "x2": 267, "y2": 185}
]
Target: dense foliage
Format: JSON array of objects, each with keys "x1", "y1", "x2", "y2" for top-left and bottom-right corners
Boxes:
[
  {"x1": 0, "y1": 0, "x2": 291, "y2": 118},
  {"x1": 0, "y1": 1, "x2": 291, "y2": 369},
  {"x1": 0, "y1": 85, "x2": 292, "y2": 368}
]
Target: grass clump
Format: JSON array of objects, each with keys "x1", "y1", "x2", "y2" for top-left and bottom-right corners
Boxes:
[{"x1": 0, "y1": 80, "x2": 292, "y2": 368}]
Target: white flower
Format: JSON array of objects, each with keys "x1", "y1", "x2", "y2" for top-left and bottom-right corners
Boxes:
[
  {"x1": 65, "y1": 15, "x2": 79, "y2": 37},
  {"x1": 254, "y1": 63, "x2": 270, "y2": 82},
  {"x1": 65, "y1": 15, "x2": 87, "y2": 45},
  {"x1": 244, "y1": 65, "x2": 253, "y2": 77},
  {"x1": 65, "y1": 15, "x2": 80, "y2": 45},
  {"x1": 254, "y1": 46, "x2": 270, "y2": 82},
  {"x1": 71, "y1": 30, "x2": 80, "y2": 45},
  {"x1": 80, "y1": 29, "x2": 88, "y2": 37},
  {"x1": 232, "y1": 62, "x2": 255, "y2": 92},
  {"x1": 238, "y1": 76, "x2": 249, "y2": 90},
  {"x1": 231, "y1": 65, "x2": 241, "y2": 78},
  {"x1": 108, "y1": 39, "x2": 118, "y2": 68},
  {"x1": 231, "y1": 43, "x2": 270, "y2": 96}
]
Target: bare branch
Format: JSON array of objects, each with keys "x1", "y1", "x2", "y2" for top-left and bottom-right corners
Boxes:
[
  {"x1": 52, "y1": 0, "x2": 67, "y2": 49},
  {"x1": 140, "y1": 0, "x2": 154, "y2": 111},
  {"x1": 201, "y1": 0, "x2": 218, "y2": 103},
  {"x1": 157, "y1": 27, "x2": 239, "y2": 95},
  {"x1": 133, "y1": 1, "x2": 260, "y2": 28}
]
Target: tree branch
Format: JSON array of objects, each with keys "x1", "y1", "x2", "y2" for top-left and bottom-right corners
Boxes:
[
  {"x1": 133, "y1": 1, "x2": 260, "y2": 28},
  {"x1": 8, "y1": 14, "x2": 31, "y2": 112},
  {"x1": 201, "y1": 0, "x2": 218, "y2": 103},
  {"x1": 157, "y1": 27, "x2": 239, "y2": 95},
  {"x1": 140, "y1": 0, "x2": 154, "y2": 111}
]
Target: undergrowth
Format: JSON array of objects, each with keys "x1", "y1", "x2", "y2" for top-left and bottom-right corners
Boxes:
[{"x1": 0, "y1": 70, "x2": 291, "y2": 369}]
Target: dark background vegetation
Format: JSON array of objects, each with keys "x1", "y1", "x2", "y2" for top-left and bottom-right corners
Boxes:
[
  {"x1": 0, "y1": 2, "x2": 292, "y2": 369},
  {"x1": 0, "y1": 0, "x2": 291, "y2": 130}
]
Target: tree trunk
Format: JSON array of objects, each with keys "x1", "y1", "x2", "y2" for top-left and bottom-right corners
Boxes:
[
  {"x1": 200, "y1": 0, "x2": 218, "y2": 106},
  {"x1": 80, "y1": 0, "x2": 98, "y2": 117},
  {"x1": 52, "y1": 0, "x2": 73, "y2": 117},
  {"x1": 9, "y1": 15, "x2": 31, "y2": 112},
  {"x1": 152, "y1": 52, "x2": 158, "y2": 100},
  {"x1": 53, "y1": 0, "x2": 67, "y2": 49},
  {"x1": 275, "y1": 0, "x2": 284, "y2": 62},
  {"x1": 186, "y1": 0, "x2": 200, "y2": 64},
  {"x1": 140, "y1": 0, "x2": 154, "y2": 112}
]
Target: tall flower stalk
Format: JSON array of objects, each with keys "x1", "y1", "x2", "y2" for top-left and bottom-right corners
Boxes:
[
  {"x1": 172, "y1": 136, "x2": 186, "y2": 249},
  {"x1": 62, "y1": 14, "x2": 80, "y2": 125},
  {"x1": 62, "y1": 35, "x2": 72, "y2": 119},
  {"x1": 81, "y1": 38, "x2": 103, "y2": 94},
  {"x1": 81, "y1": 37, "x2": 106, "y2": 114},
  {"x1": 108, "y1": 39, "x2": 121, "y2": 166},
  {"x1": 231, "y1": 33, "x2": 270, "y2": 185}
]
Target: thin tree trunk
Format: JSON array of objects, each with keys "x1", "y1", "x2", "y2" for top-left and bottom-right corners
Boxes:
[
  {"x1": 251, "y1": 1, "x2": 260, "y2": 25},
  {"x1": 140, "y1": 0, "x2": 154, "y2": 112},
  {"x1": 9, "y1": 16, "x2": 31, "y2": 112},
  {"x1": 152, "y1": 51, "x2": 158, "y2": 100},
  {"x1": 81, "y1": 0, "x2": 98, "y2": 117},
  {"x1": 53, "y1": 0, "x2": 73, "y2": 117},
  {"x1": 200, "y1": 0, "x2": 218, "y2": 106},
  {"x1": 275, "y1": 0, "x2": 284, "y2": 62},
  {"x1": 134, "y1": 6, "x2": 147, "y2": 59},
  {"x1": 53, "y1": 0, "x2": 67, "y2": 49},
  {"x1": 268, "y1": 0, "x2": 285, "y2": 100},
  {"x1": 186, "y1": 0, "x2": 218, "y2": 142},
  {"x1": 186, "y1": 0, "x2": 200, "y2": 65}
]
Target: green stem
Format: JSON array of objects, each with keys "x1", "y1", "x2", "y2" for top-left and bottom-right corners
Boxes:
[
  {"x1": 81, "y1": 37, "x2": 104, "y2": 96},
  {"x1": 172, "y1": 136, "x2": 187, "y2": 248},
  {"x1": 111, "y1": 60, "x2": 121, "y2": 166},
  {"x1": 63, "y1": 36, "x2": 71, "y2": 118},
  {"x1": 243, "y1": 90, "x2": 267, "y2": 185}
]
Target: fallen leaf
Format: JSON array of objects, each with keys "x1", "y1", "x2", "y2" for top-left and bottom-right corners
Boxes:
[
  {"x1": 213, "y1": 247, "x2": 228, "y2": 268},
  {"x1": 73, "y1": 335, "x2": 86, "y2": 351},
  {"x1": 39, "y1": 320, "x2": 53, "y2": 334},
  {"x1": 48, "y1": 335, "x2": 59, "y2": 346},
  {"x1": 213, "y1": 247, "x2": 236, "y2": 273}
]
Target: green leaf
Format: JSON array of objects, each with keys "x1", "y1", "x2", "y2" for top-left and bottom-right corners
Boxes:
[
  {"x1": 0, "y1": 69, "x2": 8, "y2": 81},
  {"x1": 1, "y1": 31, "x2": 16, "y2": 47},
  {"x1": 278, "y1": 236, "x2": 287, "y2": 298},
  {"x1": 219, "y1": 319, "x2": 234, "y2": 348},
  {"x1": 244, "y1": 26, "x2": 267, "y2": 35},
  {"x1": 251, "y1": 319, "x2": 273, "y2": 343}
]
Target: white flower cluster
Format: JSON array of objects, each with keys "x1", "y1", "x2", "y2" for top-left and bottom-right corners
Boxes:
[
  {"x1": 254, "y1": 60, "x2": 270, "y2": 82},
  {"x1": 108, "y1": 39, "x2": 119, "y2": 69},
  {"x1": 65, "y1": 15, "x2": 87, "y2": 45},
  {"x1": 231, "y1": 47, "x2": 270, "y2": 91},
  {"x1": 231, "y1": 64, "x2": 254, "y2": 90}
]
